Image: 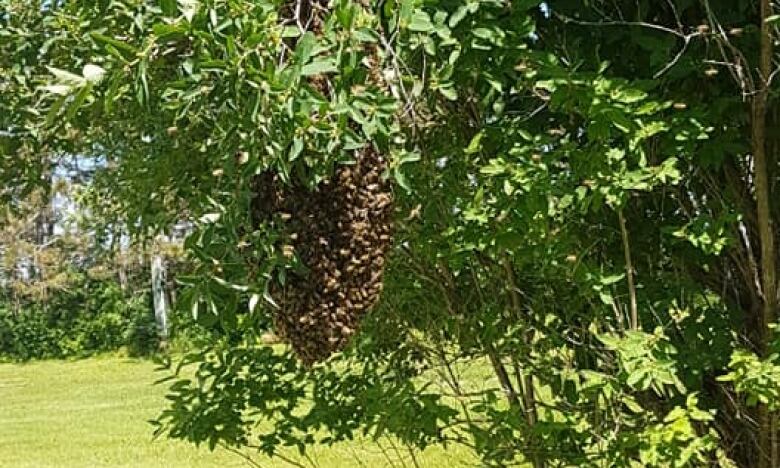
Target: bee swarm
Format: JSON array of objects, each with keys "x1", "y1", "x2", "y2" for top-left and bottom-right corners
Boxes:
[
  {"x1": 249, "y1": 0, "x2": 393, "y2": 364},
  {"x1": 250, "y1": 146, "x2": 393, "y2": 364}
]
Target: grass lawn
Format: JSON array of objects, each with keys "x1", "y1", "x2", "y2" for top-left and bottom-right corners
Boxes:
[{"x1": 0, "y1": 356, "x2": 477, "y2": 467}]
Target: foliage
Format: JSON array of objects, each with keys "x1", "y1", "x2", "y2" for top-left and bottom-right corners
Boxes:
[
  {"x1": 4, "y1": 0, "x2": 780, "y2": 467},
  {"x1": 0, "y1": 276, "x2": 156, "y2": 360},
  {"x1": 0, "y1": 168, "x2": 193, "y2": 360},
  {"x1": 719, "y1": 349, "x2": 780, "y2": 410}
]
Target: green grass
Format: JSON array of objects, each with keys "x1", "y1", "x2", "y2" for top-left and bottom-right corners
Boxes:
[{"x1": 0, "y1": 356, "x2": 477, "y2": 467}]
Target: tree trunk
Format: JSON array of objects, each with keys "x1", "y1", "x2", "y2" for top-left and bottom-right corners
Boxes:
[
  {"x1": 753, "y1": 1, "x2": 777, "y2": 466},
  {"x1": 118, "y1": 262, "x2": 128, "y2": 292},
  {"x1": 151, "y1": 253, "x2": 169, "y2": 346}
]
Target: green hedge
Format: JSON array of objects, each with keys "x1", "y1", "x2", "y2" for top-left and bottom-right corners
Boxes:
[{"x1": 0, "y1": 278, "x2": 157, "y2": 360}]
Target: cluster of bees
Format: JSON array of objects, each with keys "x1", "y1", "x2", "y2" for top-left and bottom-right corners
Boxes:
[
  {"x1": 250, "y1": 147, "x2": 393, "y2": 364},
  {"x1": 246, "y1": 0, "x2": 393, "y2": 364}
]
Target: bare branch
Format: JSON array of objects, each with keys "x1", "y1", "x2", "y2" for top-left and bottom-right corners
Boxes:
[
  {"x1": 554, "y1": 12, "x2": 702, "y2": 79},
  {"x1": 555, "y1": 13, "x2": 687, "y2": 38}
]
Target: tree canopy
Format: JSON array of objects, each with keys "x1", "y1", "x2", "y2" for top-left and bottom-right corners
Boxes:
[{"x1": 3, "y1": 0, "x2": 780, "y2": 466}]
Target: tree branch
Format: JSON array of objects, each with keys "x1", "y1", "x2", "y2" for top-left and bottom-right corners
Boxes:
[{"x1": 753, "y1": 1, "x2": 777, "y2": 466}]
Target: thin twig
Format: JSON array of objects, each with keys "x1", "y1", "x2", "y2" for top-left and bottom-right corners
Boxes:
[
  {"x1": 375, "y1": 439, "x2": 400, "y2": 468},
  {"x1": 653, "y1": 32, "x2": 702, "y2": 79},
  {"x1": 554, "y1": 12, "x2": 701, "y2": 79},
  {"x1": 218, "y1": 443, "x2": 266, "y2": 468},
  {"x1": 406, "y1": 443, "x2": 421, "y2": 468},
  {"x1": 555, "y1": 12, "x2": 686, "y2": 38},
  {"x1": 502, "y1": 255, "x2": 543, "y2": 468},
  {"x1": 703, "y1": 0, "x2": 753, "y2": 99},
  {"x1": 618, "y1": 209, "x2": 638, "y2": 330},
  {"x1": 246, "y1": 445, "x2": 308, "y2": 468},
  {"x1": 664, "y1": 0, "x2": 683, "y2": 30}
]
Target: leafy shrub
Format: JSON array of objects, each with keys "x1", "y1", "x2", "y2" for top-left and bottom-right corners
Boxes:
[
  {"x1": 0, "y1": 276, "x2": 160, "y2": 360},
  {"x1": 0, "y1": 308, "x2": 65, "y2": 360}
]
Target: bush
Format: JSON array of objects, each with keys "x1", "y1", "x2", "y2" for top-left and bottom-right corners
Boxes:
[
  {"x1": 0, "y1": 309, "x2": 65, "y2": 360},
  {"x1": 0, "y1": 277, "x2": 161, "y2": 361}
]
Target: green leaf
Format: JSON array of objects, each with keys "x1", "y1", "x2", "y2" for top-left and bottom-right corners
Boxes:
[
  {"x1": 438, "y1": 85, "x2": 457, "y2": 101},
  {"x1": 301, "y1": 58, "x2": 338, "y2": 76},
  {"x1": 152, "y1": 22, "x2": 188, "y2": 40},
  {"x1": 294, "y1": 32, "x2": 317, "y2": 65},
  {"x1": 449, "y1": 5, "x2": 468, "y2": 27},
  {"x1": 41, "y1": 84, "x2": 72, "y2": 96},
  {"x1": 46, "y1": 66, "x2": 85, "y2": 86},
  {"x1": 472, "y1": 28, "x2": 494, "y2": 40},
  {"x1": 65, "y1": 84, "x2": 92, "y2": 120},
  {"x1": 290, "y1": 137, "x2": 304, "y2": 160},
  {"x1": 599, "y1": 291, "x2": 613, "y2": 305},
  {"x1": 408, "y1": 11, "x2": 434, "y2": 32},
  {"x1": 353, "y1": 28, "x2": 378, "y2": 43},
  {"x1": 600, "y1": 273, "x2": 625, "y2": 285},
  {"x1": 282, "y1": 26, "x2": 301, "y2": 38},
  {"x1": 480, "y1": 160, "x2": 505, "y2": 176},
  {"x1": 178, "y1": 0, "x2": 200, "y2": 22},
  {"x1": 623, "y1": 395, "x2": 644, "y2": 413},
  {"x1": 465, "y1": 131, "x2": 484, "y2": 155},
  {"x1": 44, "y1": 95, "x2": 67, "y2": 127},
  {"x1": 627, "y1": 369, "x2": 647, "y2": 388},
  {"x1": 89, "y1": 33, "x2": 138, "y2": 57}
]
